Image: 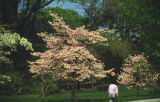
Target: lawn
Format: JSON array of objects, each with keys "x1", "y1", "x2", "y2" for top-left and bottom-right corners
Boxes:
[{"x1": 0, "y1": 87, "x2": 160, "y2": 102}]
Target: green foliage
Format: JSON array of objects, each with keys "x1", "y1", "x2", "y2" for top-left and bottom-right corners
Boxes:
[
  {"x1": 108, "y1": 40, "x2": 133, "y2": 59},
  {"x1": 0, "y1": 33, "x2": 33, "y2": 85},
  {"x1": 0, "y1": 71, "x2": 37, "y2": 95},
  {"x1": 0, "y1": 33, "x2": 33, "y2": 63},
  {"x1": 0, "y1": 51, "x2": 10, "y2": 64},
  {"x1": 0, "y1": 24, "x2": 15, "y2": 33},
  {"x1": 39, "y1": 74, "x2": 58, "y2": 96},
  {"x1": 20, "y1": 38, "x2": 33, "y2": 51},
  {"x1": 106, "y1": 0, "x2": 160, "y2": 71},
  {"x1": 149, "y1": 86, "x2": 160, "y2": 95},
  {"x1": 36, "y1": 7, "x2": 85, "y2": 33},
  {"x1": 76, "y1": 0, "x2": 114, "y2": 30},
  {"x1": 0, "y1": 33, "x2": 33, "y2": 51},
  {"x1": 16, "y1": 0, "x2": 62, "y2": 35},
  {"x1": 0, "y1": 74, "x2": 11, "y2": 84},
  {"x1": 101, "y1": 30, "x2": 133, "y2": 59},
  {"x1": 8, "y1": 72, "x2": 27, "y2": 94},
  {"x1": 0, "y1": 0, "x2": 77, "y2": 36}
]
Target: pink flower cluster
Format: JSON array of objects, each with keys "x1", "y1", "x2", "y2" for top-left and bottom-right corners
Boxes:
[{"x1": 117, "y1": 54, "x2": 159, "y2": 89}]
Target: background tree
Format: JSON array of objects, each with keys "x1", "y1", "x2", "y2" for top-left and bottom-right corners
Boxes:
[
  {"x1": 0, "y1": 0, "x2": 57, "y2": 83},
  {"x1": 17, "y1": 0, "x2": 56, "y2": 37},
  {"x1": 0, "y1": 75, "x2": 11, "y2": 85},
  {"x1": 0, "y1": 0, "x2": 71, "y2": 37},
  {"x1": 36, "y1": 7, "x2": 85, "y2": 33},
  {"x1": 74, "y1": 0, "x2": 160, "y2": 77},
  {"x1": 0, "y1": 0, "x2": 20, "y2": 24},
  {"x1": 88, "y1": 29, "x2": 134, "y2": 84},
  {"x1": 75, "y1": 0, "x2": 115, "y2": 30},
  {"x1": 0, "y1": 33, "x2": 33, "y2": 69},
  {"x1": 117, "y1": 54, "x2": 159, "y2": 96},
  {"x1": 29, "y1": 13, "x2": 114, "y2": 100},
  {"x1": 106, "y1": 0, "x2": 160, "y2": 72},
  {"x1": 0, "y1": 33, "x2": 33, "y2": 94}
]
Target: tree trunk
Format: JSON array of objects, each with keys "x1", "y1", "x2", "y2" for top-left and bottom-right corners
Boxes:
[
  {"x1": 71, "y1": 77, "x2": 76, "y2": 102},
  {"x1": 91, "y1": 76, "x2": 94, "y2": 101},
  {"x1": 40, "y1": 85, "x2": 45, "y2": 97},
  {"x1": 18, "y1": 0, "x2": 55, "y2": 36},
  {"x1": 0, "y1": 0, "x2": 19, "y2": 24},
  {"x1": 136, "y1": 87, "x2": 139, "y2": 96},
  {"x1": 40, "y1": 75, "x2": 45, "y2": 97}
]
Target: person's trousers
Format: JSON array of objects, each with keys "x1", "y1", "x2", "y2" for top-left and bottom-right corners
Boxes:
[{"x1": 109, "y1": 97, "x2": 117, "y2": 102}]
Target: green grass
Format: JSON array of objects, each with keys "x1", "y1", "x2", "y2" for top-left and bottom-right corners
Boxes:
[{"x1": 0, "y1": 87, "x2": 160, "y2": 102}]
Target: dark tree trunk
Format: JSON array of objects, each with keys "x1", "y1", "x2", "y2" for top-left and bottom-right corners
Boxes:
[
  {"x1": 0, "y1": 0, "x2": 19, "y2": 24},
  {"x1": 40, "y1": 75, "x2": 46, "y2": 97},
  {"x1": 17, "y1": 0, "x2": 55, "y2": 36},
  {"x1": 71, "y1": 77, "x2": 76, "y2": 102},
  {"x1": 91, "y1": 76, "x2": 94, "y2": 101},
  {"x1": 136, "y1": 87, "x2": 139, "y2": 96}
]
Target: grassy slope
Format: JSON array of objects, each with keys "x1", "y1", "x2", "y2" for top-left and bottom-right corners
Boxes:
[{"x1": 0, "y1": 88, "x2": 160, "y2": 102}]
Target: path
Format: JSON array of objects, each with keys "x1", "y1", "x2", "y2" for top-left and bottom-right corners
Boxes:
[{"x1": 128, "y1": 98, "x2": 160, "y2": 102}]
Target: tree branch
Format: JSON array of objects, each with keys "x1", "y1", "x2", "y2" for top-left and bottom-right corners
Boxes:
[{"x1": 40, "y1": 0, "x2": 55, "y2": 9}]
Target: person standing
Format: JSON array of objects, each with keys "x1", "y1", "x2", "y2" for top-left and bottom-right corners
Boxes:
[{"x1": 108, "y1": 84, "x2": 118, "y2": 102}]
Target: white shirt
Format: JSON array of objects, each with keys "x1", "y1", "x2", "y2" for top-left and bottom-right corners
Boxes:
[{"x1": 108, "y1": 84, "x2": 118, "y2": 98}]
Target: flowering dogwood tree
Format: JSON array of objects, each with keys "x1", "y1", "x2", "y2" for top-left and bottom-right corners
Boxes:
[
  {"x1": 29, "y1": 13, "x2": 114, "y2": 100},
  {"x1": 117, "y1": 54, "x2": 159, "y2": 96}
]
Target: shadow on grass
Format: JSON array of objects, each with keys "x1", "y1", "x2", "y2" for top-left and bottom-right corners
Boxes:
[
  {"x1": 122, "y1": 94, "x2": 152, "y2": 97},
  {"x1": 41, "y1": 99, "x2": 109, "y2": 102}
]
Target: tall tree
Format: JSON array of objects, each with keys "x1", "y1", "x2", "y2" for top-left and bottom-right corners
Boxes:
[
  {"x1": 76, "y1": 0, "x2": 115, "y2": 30},
  {"x1": 0, "y1": 32, "x2": 33, "y2": 87},
  {"x1": 106, "y1": 0, "x2": 160, "y2": 71},
  {"x1": 0, "y1": 0, "x2": 20, "y2": 24},
  {"x1": 0, "y1": 0, "x2": 68, "y2": 36},
  {"x1": 0, "y1": 33, "x2": 33, "y2": 72},
  {"x1": 29, "y1": 13, "x2": 114, "y2": 101},
  {"x1": 17, "y1": 0, "x2": 56, "y2": 36}
]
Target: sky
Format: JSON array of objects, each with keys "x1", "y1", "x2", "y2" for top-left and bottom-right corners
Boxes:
[{"x1": 48, "y1": 1, "x2": 85, "y2": 16}]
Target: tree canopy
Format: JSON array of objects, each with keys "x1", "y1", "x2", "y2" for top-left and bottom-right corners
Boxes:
[
  {"x1": 0, "y1": 32, "x2": 33, "y2": 85},
  {"x1": 36, "y1": 7, "x2": 85, "y2": 33},
  {"x1": 29, "y1": 13, "x2": 114, "y2": 100},
  {"x1": 117, "y1": 54, "x2": 159, "y2": 95}
]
